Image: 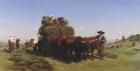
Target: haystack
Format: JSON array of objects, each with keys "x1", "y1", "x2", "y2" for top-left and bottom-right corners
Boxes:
[
  {"x1": 43, "y1": 25, "x2": 61, "y2": 40},
  {"x1": 61, "y1": 25, "x2": 75, "y2": 36},
  {"x1": 41, "y1": 16, "x2": 52, "y2": 26},
  {"x1": 37, "y1": 16, "x2": 75, "y2": 55}
]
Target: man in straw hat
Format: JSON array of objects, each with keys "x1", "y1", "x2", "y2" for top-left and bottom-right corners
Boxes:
[
  {"x1": 16, "y1": 38, "x2": 20, "y2": 49},
  {"x1": 95, "y1": 30, "x2": 107, "y2": 60}
]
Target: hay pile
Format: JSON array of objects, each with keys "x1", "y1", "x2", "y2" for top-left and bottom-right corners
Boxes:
[
  {"x1": 9, "y1": 54, "x2": 53, "y2": 71},
  {"x1": 104, "y1": 52, "x2": 118, "y2": 59},
  {"x1": 38, "y1": 16, "x2": 75, "y2": 55},
  {"x1": 38, "y1": 16, "x2": 75, "y2": 41}
]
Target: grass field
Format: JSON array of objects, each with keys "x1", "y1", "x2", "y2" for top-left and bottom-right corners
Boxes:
[{"x1": 0, "y1": 42, "x2": 140, "y2": 71}]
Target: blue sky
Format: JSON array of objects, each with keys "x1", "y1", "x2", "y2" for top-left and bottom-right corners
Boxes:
[{"x1": 0, "y1": 0, "x2": 140, "y2": 42}]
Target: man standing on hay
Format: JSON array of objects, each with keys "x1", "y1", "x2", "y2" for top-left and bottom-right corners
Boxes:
[
  {"x1": 50, "y1": 15, "x2": 60, "y2": 25},
  {"x1": 95, "y1": 31, "x2": 107, "y2": 60}
]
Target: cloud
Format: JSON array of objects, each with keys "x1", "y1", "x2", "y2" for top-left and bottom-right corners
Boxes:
[
  {"x1": 0, "y1": 31, "x2": 33, "y2": 42},
  {"x1": 0, "y1": 31, "x2": 6, "y2": 34}
]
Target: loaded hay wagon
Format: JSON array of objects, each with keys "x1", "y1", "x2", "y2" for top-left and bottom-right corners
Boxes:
[{"x1": 37, "y1": 16, "x2": 75, "y2": 58}]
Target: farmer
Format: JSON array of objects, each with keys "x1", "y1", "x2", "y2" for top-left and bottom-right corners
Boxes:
[
  {"x1": 50, "y1": 15, "x2": 60, "y2": 25},
  {"x1": 16, "y1": 38, "x2": 20, "y2": 49},
  {"x1": 8, "y1": 36, "x2": 16, "y2": 55},
  {"x1": 95, "y1": 31, "x2": 107, "y2": 60}
]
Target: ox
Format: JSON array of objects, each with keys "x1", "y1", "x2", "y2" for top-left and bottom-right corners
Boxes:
[
  {"x1": 50, "y1": 36, "x2": 75, "y2": 58},
  {"x1": 81, "y1": 37, "x2": 96, "y2": 58},
  {"x1": 51, "y1": 36, "x2": 83, "y2": 59},
  {"x1": 81, "y1": 36, "x2": 105, "y2": 60}
]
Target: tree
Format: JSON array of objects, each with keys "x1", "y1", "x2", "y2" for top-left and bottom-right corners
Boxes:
[{"x1": 122, "y1": 36, "x2": 125, "y2": 42}]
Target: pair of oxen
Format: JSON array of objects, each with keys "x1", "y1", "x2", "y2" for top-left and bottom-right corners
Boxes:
[{"x1": 48, "y1": 36, "x2": 105, "y2": 60}]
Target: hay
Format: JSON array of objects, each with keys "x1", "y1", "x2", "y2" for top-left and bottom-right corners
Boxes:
[
  {"x1": 43, "y1": 25, "x2": 61, "y2": 40},
  {"x1": 61, "y1": 25, "x2": 75, "y2": 36},
  {"x1": 41, "y1": 16, "x2": 52, "y2": 26},
  {"x1": 124, "y1": 50, "x2": 137, "y2": 55},
  {"x1": 39, "y1": 16, "x2": 74, "y2": 38},
  {"x1": 58, "y1": 18, "x2": 69, "y2": 26},
  {"x1": 15, "y1": 60, "x2": 29, "y2": 66},
  {"x1": 104, "y1": 52, "x2": 118, "y2": 59},
  {"x1": 56, "y1": 17, "x2": 69, "y2": 26},
  {"x1": 37, "y1": 16, "x2": 75, "y2": 55},
  {"x1": 63, "y1": 19, "x2": 69, "y2": 25},
  {"x1": 39, "y1": 25, "x2": 74, "y2": 40},
  {"x1": 10, "y1": 53, "x2": 53, "y2": 71},
  {"x1": 9, "y1": 55, "x2": 23, "y2": 63},
  {"x1": 30, "y1": 62, "x2": 52, "y2": 70},
  {"x1": 38, "y1": 25, "x2": 45, "y2": 35}
]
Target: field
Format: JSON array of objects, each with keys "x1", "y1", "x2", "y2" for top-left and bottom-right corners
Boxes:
[{"x1": 0, "y1": 42, "x2": 140, "y2": 71}]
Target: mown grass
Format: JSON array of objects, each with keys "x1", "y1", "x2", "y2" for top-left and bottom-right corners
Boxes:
[
  {"x1": 0, "y1": 49, "x2": 15, "y2": 70},
  {"x1": 0, "y1": 42, "x2": 140, "y2": 71},
  {"x1": 44, "y1": 42, "x2": 140, "y2": 71}
]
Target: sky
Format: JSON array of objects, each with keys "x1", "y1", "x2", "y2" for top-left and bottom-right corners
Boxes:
[{"x1": 0, "y1": 0, "x2": 140, "y2": 42}]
